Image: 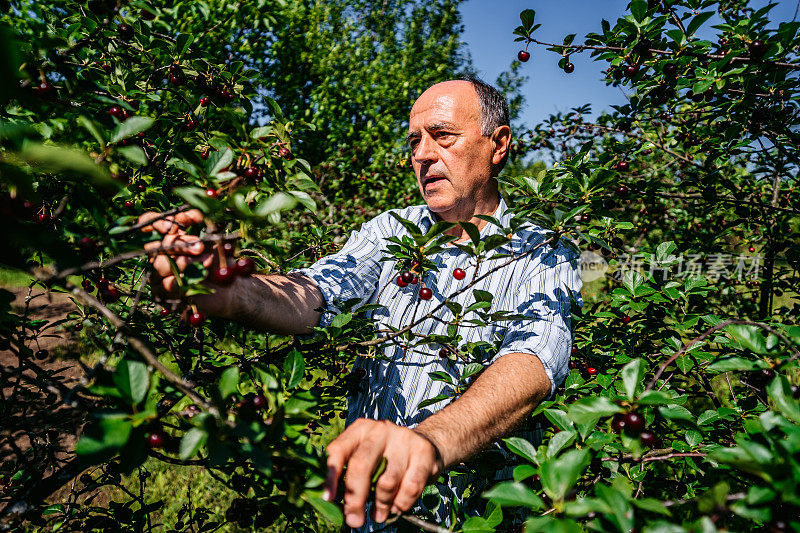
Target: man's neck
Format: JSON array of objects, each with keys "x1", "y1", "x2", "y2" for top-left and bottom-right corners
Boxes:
[{"x1": 434, "y1": 193, "x2": 501, "y2": 243}]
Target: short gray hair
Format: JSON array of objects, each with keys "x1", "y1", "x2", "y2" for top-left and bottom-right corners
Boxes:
[{"x1": 460, "y1": 76, "x2": 510, "y2": 136}]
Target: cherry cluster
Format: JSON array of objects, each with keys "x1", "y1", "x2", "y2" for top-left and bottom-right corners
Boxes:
[{"x1": 611, "y1": 411, "x2": 656, "y2": 447}]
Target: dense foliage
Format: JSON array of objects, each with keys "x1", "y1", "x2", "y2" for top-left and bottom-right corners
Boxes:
[{"x1": 0, "y1": 0, "x2": 798, "y2": 532}]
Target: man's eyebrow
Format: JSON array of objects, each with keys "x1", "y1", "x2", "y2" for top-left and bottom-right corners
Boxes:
[{"x1": 406, "y1": 122, "x2": 459, "y2": 143}]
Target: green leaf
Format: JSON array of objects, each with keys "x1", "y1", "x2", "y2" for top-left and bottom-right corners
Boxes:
[
  {"x1": 428, "y1": 370, "x2": 454, "y2": 385},
  {"x1": 77, "y1": 115, "x2": 106, "y2": 147},
  {"x1": 283, "y1": 349, "x2": 305, "y2": 389},
  {"x1": 117, "y1": 145, "x2": 148, "y2": 166},
  {"x1": 540, "y1": 449, "x2": 591, "y2": 502},
  {"x1": 513, "y1": 464, "x2": 538, "y2": 482},
  {"x1": 707, "y1": 357, "x2": 762, "y2": 373},
  {"x1": 175, "y1": 33, "x2": 194, "y2": 57},
  {"x1": 305, "y1": 496, "x2": 343, "y2": 528},
  {"x1": 110, "y1": 116, "x2": 154, "y2": 144},
  {"x1": 567, "y1": 396, "x2": 621, "y2": 424},
  {"x1": 767, "y1": 376, "x2": 800, "y2": 423},
  {"x1": 113, "y1": 359, "x2": 150, "y2": 405},
  {"x1": 726, "y1": 324, "x2": 767, "y2": 354},
  {"x1": 331, "y1": 313, "x2": 352, "y2": 328},
  {"x1": 520, "y1": 9, "x2": 536, "y2": 31},
  {"x1": 686, "y1": 11, "x2": 714, "y2": 36},
  {"x1": 218, "y1": 367, "x2": 239, "y2": 400},
  {"x1": 483, "y1": 481, "x2": 544, "y2": 509},
  {"x1": 461, "y1": 362, "x2": 484, "y2": 380},
  {"x1": 20, "y1": 141, "x2": 116, "y2": 189},
  {"x1": 621, "y1": 359, "x2": 644, "y2": 401},
  {"x1": 461, "y1": 517, "x2": 496, "y2": 533},
  {"x1": 75, "y1": 414, "x2": 132, "y2": 460},
  {"x1": 179, "y1": 427, "x2": 207, "y2": 460},
  {"x1": 208, "y1": 147, "x2": 234, "y2": 176},
  {"x1": 504, "y1": 436, "x2": 538, "y2": 464},
  {"x1": 460, "y1": 221, "x2": 481, "y2": 245}
]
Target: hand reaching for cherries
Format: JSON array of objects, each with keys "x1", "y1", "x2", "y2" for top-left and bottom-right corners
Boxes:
[{"x1": 138, "y1": 209, "x2": 255, "y2": 321}]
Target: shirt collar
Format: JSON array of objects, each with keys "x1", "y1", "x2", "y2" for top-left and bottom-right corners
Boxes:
[{"x1": 420, "y1": 195, "x2": 509, "y2": 235}]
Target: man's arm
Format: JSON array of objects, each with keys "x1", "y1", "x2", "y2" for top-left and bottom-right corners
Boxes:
[
  {"x1": 139, "y1": 209, "x2": 324, "y2": 335},
  {"x1": 323, "y1": 351, "x2": 551, "y2": 528},
  {"x1": 195, "y1": 272, "x2": 324, "y2": 335}
]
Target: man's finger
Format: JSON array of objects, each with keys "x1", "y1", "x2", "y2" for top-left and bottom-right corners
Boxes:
[
  {"x1": 323, "y1": 433, "x2": 360, "y2": 503},
  {"x1": 372, "y1": 453, "x2": 406, "y2": 524},
  {"x1": 342, "y1": 435, "x2": 386, "y2": 528},
  {"x1": 152, "y1": 209, "x2": 204, "y2": 235},
  {"x1": 391, "y1": 454, "x2": 433, "y2": 514}
]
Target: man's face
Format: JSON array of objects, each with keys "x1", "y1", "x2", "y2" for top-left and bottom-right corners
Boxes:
[{"x1": 407, "y1": 81, "x2": 498, "y2": 220}]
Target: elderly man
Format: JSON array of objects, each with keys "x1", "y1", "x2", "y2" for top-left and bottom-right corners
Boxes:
[{"x1": 144, "y1": 78, "x2": 581, "y2": 530}]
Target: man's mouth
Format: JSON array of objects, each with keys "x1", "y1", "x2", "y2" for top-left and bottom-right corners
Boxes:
[{"x1": 422, "y1": 175, "x2": 446, "y2": 186}]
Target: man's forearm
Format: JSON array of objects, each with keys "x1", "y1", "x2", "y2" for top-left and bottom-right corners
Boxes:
[
  {"x1": 413, "y1": 352, "x2": 551, "y2": 469},
  {"x1": 198, "y1": 272, "x2": 324, "y2": 335}
]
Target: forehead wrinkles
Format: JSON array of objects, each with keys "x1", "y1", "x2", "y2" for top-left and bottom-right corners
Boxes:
[{"x1": 409, "y1": 93, "x2": 481, "y2": 131}]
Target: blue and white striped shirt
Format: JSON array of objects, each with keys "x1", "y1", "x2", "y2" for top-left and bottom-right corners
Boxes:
[{"x1": 292, "y1": 196, "x2": 582, "y2": 529}]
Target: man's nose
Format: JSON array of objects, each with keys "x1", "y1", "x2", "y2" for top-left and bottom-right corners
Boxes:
[{"x1": 413, "y1": 135, "x2": 438, "y2": 165}]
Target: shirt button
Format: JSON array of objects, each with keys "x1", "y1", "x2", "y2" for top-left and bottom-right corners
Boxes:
[{"x1": 395, "y1": 386, "x2": 403, "y2": 395}]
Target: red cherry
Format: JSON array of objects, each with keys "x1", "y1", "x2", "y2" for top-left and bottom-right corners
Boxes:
[
  {"x1": 748, "y1": 246, "x2": 756, "y2": 253},
  {"x1": 400, "y1": 271, "x2": 414, "y2": 284},
  {"x1": 419, "y1": 287, "x2": 433, "y2": 300},
  {"x1": 251, "y1": 395, "x2": 267, "y2": 410},
  {"x1": 100, "y1": 63, "x2": 112, "y2": 73},
  {"x1": 624, "y1": 64, "x2": 640, "y2": 78},
  {"x1": 585, "y1": 366, "x2": 598, "y2": 376},
  {"x1": 211, "y1": 267, "x2": 234, "y2": 286},
  {"x1": 242, "y1": 166, "x2": 260, "y2": 180},
  {"x1": 124, "y1": 200, "x2": 134, "y2": 209},
  {"x1": 517, "y1": 50, "x2": 530, "y2": 62},
  {"x1": 82, "y1": 279, "x2": 95, "y2": 292},
  {"x1": 611, "y1": 414, "x2": 626, "y2": 433},
  {"x1": 616, "y1": 185, "x2": 630, "y2": 195},
  {"x1": 117, "y1": 23, "x2": 134, "y2": 40},
  {"x1": 453, "y1": 268, "x2": 466, "y2": 280},
  {"x1": 580, "y1": 214, "x2": 591, "y2": 223},
  {"x1": 234, "y1": 257, "x2": 255, "y2": 276},
  {"x1": 102, "y1": 286, "x2": 121, "y2": 302},
  {"x1": 185, "y1": 118, "x2": 199, "y2": 130},
  {"x1": 147, "y1": 432, "x2": 166, "y2": 449},
  {"x1": 410, "y1": 275, "x2": 419, "y2": 285},
  {"x1": 188, "y1": 312, "x2": 205, "y2": 327},
  {"x1": 37, "y1": 212, "x2": 51, "y2": 223},
  {"x1": 622, "y1": 315, "x2": 631, "y2": 324},
  {"x1": 748, "y1": 39, "x2": 766, "y2": 59},
  {"x1": 199, "y1": 96, "x2": 210, "y2": 107},
  {"x1": 205, "y1": 188, "x2": 218, "y2": 198},
  {"x1": 563, "y1": 62, "x2": 575, "y2": 74},
  {"x1": 396, "y1": 276, "x2": 408, "y2": 287},
  {"x1": 160, "y1": 308, "x2": 170, "y2": 317},
  {"x1": 34, "y1": 81, "x2": 56, "y2": 98},
  {"x1": 108, "y1": 105, "x2": 126, "y2": 120},
  {"x1": 168, "y1": 73, "x2": 183, "y2": 85},
  {"x1": 438, "y1": 348, "x2": 448, "y2": 358},
  {"x1": 35, "y1": 349, "x2": 49, "y2": 360},
  {"x1": 200, "y1": 149, "x2": 210, "y2": 160},
  {"x1": 616, "y1": 160, "x2": 630, "y2": 172},
  {"x1": 624, "y1": 412, "x2": 645, "y2": 434},
  {"x1": 640, "y1": 431, "x2": 657, "y2": 447},
  {"x1": 97, "y1": 277, "x2": 110, "y2": 289},
  {"x1": 73, "y1": 322, "x2": 83, "y2": 332},
  {"x1": 278, "y1": 147, "x2": 292, "y2": 159},
  {"x1": 571, "y1": 346, "x2": 578, "y2": 355}
]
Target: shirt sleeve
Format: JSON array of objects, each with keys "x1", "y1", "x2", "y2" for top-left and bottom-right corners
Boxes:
[
  {"x1": 492, "y1": 240, "x2": 583, "y2": 396},
  {"x1": 289, "y1": 216, "x2": 385, "y2": 328}
]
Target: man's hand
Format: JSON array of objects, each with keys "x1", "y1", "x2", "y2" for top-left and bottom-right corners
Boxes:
[
  {"x1": 139, "y1": 209, "x2": 234, "y2": 317},
  {"x1": 323, "y1": 419, "x2": 444, "y2": 528}
]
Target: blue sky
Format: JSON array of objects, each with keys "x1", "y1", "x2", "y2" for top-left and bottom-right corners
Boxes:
[{"x1": 460, "y1": 0, "x2": 800, "y2": 129}]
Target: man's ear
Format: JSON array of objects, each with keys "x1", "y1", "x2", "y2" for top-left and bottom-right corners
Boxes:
[{"x1": 491, "y1": 125, "x2": 512, "y2": 167}]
